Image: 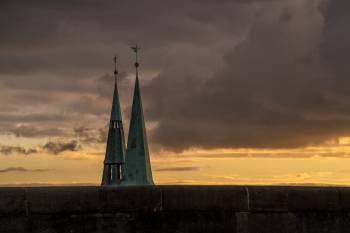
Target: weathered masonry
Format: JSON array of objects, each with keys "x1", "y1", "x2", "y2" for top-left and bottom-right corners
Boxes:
[{"x1": 1, "y1": 185, "x2": 350, "y2": 233}]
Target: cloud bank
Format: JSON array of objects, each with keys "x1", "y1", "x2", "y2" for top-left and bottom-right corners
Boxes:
[
  {"x1": 0, "y1": 0, "x2": 350, "y2": 153},
  {"x1": 0, "y1": 167, "x2": 54, "y2": 173}
]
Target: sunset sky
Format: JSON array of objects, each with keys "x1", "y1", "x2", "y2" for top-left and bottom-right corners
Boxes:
[{"x1": 1, "y1": 0, "x2": 350, "y2": 186}]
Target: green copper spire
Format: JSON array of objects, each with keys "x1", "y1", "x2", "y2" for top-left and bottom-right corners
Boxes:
[
  {"x1": 123, "y1": 47, "x2": 154, "y2": 185},
  {"x1": 101, "y1": 56, "x2": 126, "y2": 185},
  {"x1": 110, "y1": 57, "x2": 122, "y2": 121}
]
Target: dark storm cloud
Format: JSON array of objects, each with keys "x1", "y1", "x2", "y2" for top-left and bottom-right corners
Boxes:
[
  {"x1": 0, "y1": 140, "x2": 82, "y2": 156},
  {"x1": 12, "y1": 124, "x2": 67, "y2": 138},
  {"x1": 2, "y1": 0, "x2": 350, "y2": 153},
  {"x1": 42, "y1": 140, "x2": 81, "y2": 154},
  {"x1": 0, "y1": 113, "x2": 66, "y2": 123},
  {"x1": 0, "y1": 145, "x2": 38, "y2": 155},
  {"x1": 67, "y1": 95, "x2": 108, "y2": 116},
  {"x1": 73, "y1": 126, "x2": 90, "y2": 139},
  {"x1": 0, "y1": 0, "x2": 255, "y2": 76},
  {"x1": 96, "y1": 73, "x2": 129, "y2": 98},
  {"x1": 73, "y1": 125, "x2": 106, "y2": 144},
  {"x1": 0, "y1": 167, "x2": 54, "y2": 173},
  {"x1": 320, "y1": 0, "x2": 350, "y2": 93},
  {"x1": 145, "y1": 0, "x2": 350, "y2": 151}
]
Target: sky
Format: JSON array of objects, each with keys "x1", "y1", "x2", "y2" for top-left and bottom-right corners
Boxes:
[{"x1": 1, "y1": 0, "x2": 350, "y2": 186}]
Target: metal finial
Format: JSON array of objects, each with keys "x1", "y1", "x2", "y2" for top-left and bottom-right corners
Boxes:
[
  {"x1": 113, "y1": 55, "x2": 118, "y2": 76},
  {"x1": 131, "y1": 45, "x2": 140, "y2": 76}
]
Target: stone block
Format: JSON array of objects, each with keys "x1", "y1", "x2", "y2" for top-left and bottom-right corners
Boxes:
[
  {"x1": 161, "y1": 210, "x2": 236, "y2": 233},
  {"x1": 337, "y1": 187, "x2": 350, "y2": 211},
  {"x1": 99, "y1": 186, "x2": 161, "y2": 212},
  {"x1": 248, "y1": 186, "x2": 288, "y2": 212},
  {"x1": 26, "y1": 186, "x2": 100, "y2": 214},
  {"x1": 0, "y1": 187, "x2": 26, "y2": 215},
  {"x1": 296, "y1": 212, "x2": 341, "y2": 233},
  {"x1": 236, "y1": 212, "x2": 249, "y2": 233},
  {"x1": 160, "y1": 185, "x2": 247, "y2": 211},
  {"x1": 240, "y1": 213, "x2": 299, "y2": 233},
  {"x1": 288, "y1": 187, "x2": 339, "y2": 212},
  {"x1": 0, "y1": 216, "x2": 28, "y2": 233}
]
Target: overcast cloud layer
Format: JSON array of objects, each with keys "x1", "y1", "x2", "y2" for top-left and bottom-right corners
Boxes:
[{"x1": 0, "y1": 0, "x2": 349, "y2": 153}]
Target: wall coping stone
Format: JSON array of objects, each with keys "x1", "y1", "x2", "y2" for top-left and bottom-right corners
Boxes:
[{"x1": 0, "y1": 185, "x2": 348, "y2": 216}]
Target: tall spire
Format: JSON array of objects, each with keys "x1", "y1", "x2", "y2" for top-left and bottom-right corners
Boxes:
[
  {"x1": 123, "y1": 47, "x2": 154, "y2": 185},
  {"x1": 101, "y1": 56, "x2": 126, "y2": 185}
]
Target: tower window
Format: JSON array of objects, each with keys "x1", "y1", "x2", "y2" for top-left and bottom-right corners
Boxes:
[{"x1": 113, "y1": 121, "x2": 120, "y2": 129}]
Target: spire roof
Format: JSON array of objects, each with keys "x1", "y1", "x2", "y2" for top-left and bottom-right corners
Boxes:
[
  {"x1": 110, "y1": 57, "x2": 122, "y2": 121},
  {"x1": 123, "y1": 51, "x2": 154, "y2": 185},
  {"x1": 103, "y1": 57, "x2": 126, "y2": 166}
]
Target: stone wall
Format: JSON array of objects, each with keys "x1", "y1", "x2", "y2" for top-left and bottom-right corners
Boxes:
[{"x1": 0, "y1": 186, "x2": 349, "y2": 233}]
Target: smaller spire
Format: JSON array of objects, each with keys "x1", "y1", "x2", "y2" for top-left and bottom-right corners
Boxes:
[
  {"x1": 131, "y1": 45, "x2": 140, "y2": 77},
  {"x1": 101, "y1": 55, "x2": 127, "y2": 185},
  {"x1": 110, "y1": 56, "x2": 122, "y2": 121}
]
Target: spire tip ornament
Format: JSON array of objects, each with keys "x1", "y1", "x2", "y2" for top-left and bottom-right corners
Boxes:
[
  {"x1": 131, "y1": 45, "x2": 140, "y2": 76},
  {"x1": 113, "y1": 56, "x2": 118, "y2": 76}
]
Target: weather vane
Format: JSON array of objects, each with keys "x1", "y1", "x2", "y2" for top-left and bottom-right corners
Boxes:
[{"x1": 131, "y1": 45, "x2": 140, "y2": 76}]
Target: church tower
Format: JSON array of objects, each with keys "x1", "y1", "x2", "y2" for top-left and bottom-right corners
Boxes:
[
  {"x1": 123, "y1": 46, "x2": 154, "y2": 185},
  {"x1": 101, "y1": 56, "x2": 126, "y2": 185}
]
